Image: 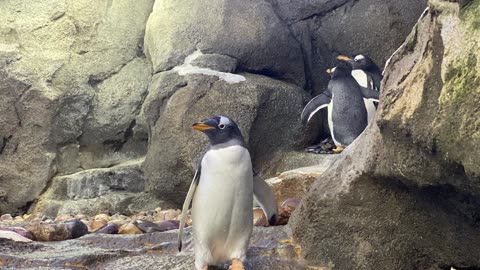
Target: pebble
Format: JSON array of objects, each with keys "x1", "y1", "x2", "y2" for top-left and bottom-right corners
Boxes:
[
  {"x1": 0, "y1": 214, "x2": 13, "y2": 221},
  {"x1": 26, "y1": 219, "x2": 88, "y2": 241},
  {"x1": 118, "y1": 222, "x2": 143, "y2": 235},
  {"x1": 0, "y1": 227, "x2": 34, "y2": 240},
  {"x1": 95, "y1": 223, "x2": 118, "y2": 234},
  {"x1": 155, "y1": 220, "x2": 180, "y2": 232},
  {"x1": 88, "y1": 219, "x2": 108, "y2": 232},
  {"x1": 0, "y1": 230, "x2": 32, "y2": 242},
  {"x1": 94, "y1": 213, "x2": 110, "y2": 221},
  {"x1": 253, "y1": 208, "x2": 269, "y2": 227}
]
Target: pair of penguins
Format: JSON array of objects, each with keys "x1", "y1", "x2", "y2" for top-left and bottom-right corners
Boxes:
[
  {"x1": 301, "y1": 55, "x2": 383, "y2": 153},
  {"x1": 177, "y1": 55, "x2": 382, "y2": 270}
]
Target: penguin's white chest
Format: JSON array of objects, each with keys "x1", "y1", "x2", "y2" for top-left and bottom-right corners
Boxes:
[{"x1": 192, "y1": 145, "x2": 253, "y2": 266}]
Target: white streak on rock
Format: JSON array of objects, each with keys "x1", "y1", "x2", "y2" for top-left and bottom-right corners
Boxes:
[{"x1": 173, "y1": 50, "x2": 246, "y2": 84}]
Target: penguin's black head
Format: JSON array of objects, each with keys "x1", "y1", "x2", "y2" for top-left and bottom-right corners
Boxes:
[
  {"x1": 192, "y1": 116, "x2": 245, "y2": 146},
  {"x1": 326, "y1": 62, "x2": 352, "y2": 78},
  {"x1": 337, "y1": 54, "x2": 377, "y2": 71}
]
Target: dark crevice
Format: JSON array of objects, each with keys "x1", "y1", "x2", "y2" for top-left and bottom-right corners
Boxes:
[
  {"x1": 291, "y1": 0, "x2": 359, "y2": 24},
  {"x1": 0, "y1": 136, "x2": 12, "y2": 155}
]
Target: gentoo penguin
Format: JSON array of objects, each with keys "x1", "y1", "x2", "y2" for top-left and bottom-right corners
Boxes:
[
  {"x1": 337, "y1": 54, "x2": 383, "y2": 123},
  {"x1": 178, "y1": 116, "x2": 278, "y2": 270},
  {"x1": 301, "y1": 64, "x2": 379, "y2": 153}
]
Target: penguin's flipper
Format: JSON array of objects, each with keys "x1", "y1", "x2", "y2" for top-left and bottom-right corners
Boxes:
[
  {"x1": 178, "y1": 163, "x2": 201, "y2": 252},
  {"x1": 301, "y1": 91, "x2": 332, "y2": 125},
  {"x1": 359, "y1": 86, "x2": 380, "y2": 102},
  {"x1": 253, "y1": 170, "x2": 278, "y2": 225}
]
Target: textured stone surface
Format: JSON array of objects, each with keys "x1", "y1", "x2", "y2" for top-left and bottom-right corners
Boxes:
[
  {"x1": 0, "y1": 0, "x2": 154, "y2": 214},
  {"x1": 144, "y1": 0, "x2": 305, "y2": 86},
  {"x1": 266, "y1": 156, "x2": 338, "y2": 202},
  {"x1": 290, "y1": 2, "x2": 480, "y2": 269},
  {"x1": 0, "y1": 226, "x2": 306, "y2": 269}
]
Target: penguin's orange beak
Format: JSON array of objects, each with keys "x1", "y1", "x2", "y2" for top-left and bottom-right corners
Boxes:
[
  {"x1": 337, "y1": 55, "x2": 352, "y2": 61},
  {"x1": 192, "y1": 122, "x2": 215, "y2": 131}
]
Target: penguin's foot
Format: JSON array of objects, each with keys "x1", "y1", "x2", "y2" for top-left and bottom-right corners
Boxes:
[
  {"x1": 332, "y1": 146, "x2": 345, "y2": 153},
  {"x1": 229, "y1": 259, "x2": 245, "y2": 270}
]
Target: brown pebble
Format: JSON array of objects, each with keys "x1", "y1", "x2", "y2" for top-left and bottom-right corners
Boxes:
[
  {"x1": 88, "y1": 219, "x2": 108, "y2": 232},
  {"x1": 118, "y1": 222, "x2": 143, "y2": 235},
  {"x1": 0, "y1": 214, "x2": 13, "y2": 221},
  {"x1": 94, "y1": 213, "x2": 110, "y2": 221},
  {"x1": 253, "y1": 208, "x2": 269, "y2": 227},
  {"x1": 26, "y1": 219, "x2": 88, "y2": 241}
]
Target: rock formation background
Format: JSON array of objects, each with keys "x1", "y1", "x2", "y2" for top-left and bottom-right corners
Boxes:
[
  {"x1": 3, "y1": 0, "x2": 479, "y2": 268},
  {"x1": 0, "y1": 0, "x2": 427, "y2": 217}
]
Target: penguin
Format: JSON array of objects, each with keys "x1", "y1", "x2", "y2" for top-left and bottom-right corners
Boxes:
[
  {"x1": 301, "y1": 64, "x2": 379, "y2": 153},
  {"x1": 337, "y1": 54, "x2": 383, "y2": 123},
  {"x1": 177, "y1": 116, "x2": 278, "y2": 270}
]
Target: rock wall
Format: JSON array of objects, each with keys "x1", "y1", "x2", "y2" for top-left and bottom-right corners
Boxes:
[
  {"x1": 0, "y1": 0, "x2": 427, "y2": 215},
  {"x1": 290, "y1": 1, "x2": 480, "y2": 269}
]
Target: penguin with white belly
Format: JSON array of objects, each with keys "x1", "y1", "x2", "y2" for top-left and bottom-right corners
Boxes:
[
  {"x1": 337, "y1": 54, "x2": 383, "y2": 123},
  {"x1": 178, "y1": 116, "x2": 278, "y2": 270},
  {"x1": 301, "y1": 64, "x2": 379, "y2": 153}
]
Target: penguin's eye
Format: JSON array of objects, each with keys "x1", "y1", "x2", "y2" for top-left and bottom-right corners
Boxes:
[{"x1": 219, "y1": 124, "x2": 226, "y2": 129}]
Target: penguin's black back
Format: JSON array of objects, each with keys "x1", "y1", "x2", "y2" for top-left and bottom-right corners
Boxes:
[{"x1": 328, "y1": 72, "x2": 368, "y2": 146}]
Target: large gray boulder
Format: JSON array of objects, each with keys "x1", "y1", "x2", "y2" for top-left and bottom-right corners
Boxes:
[
  {"x1": 290, "y1": 2, "x2": 480, "y2": 268},
  {"x1": 142, "y1": 66, "x2": 312, "y2": 206},
  {"x1": 0, "y1": 0, "x2": 154, "y2": 214},
  {"x1": 144, "y1": 0, "x2": 306, "y2": 87}
]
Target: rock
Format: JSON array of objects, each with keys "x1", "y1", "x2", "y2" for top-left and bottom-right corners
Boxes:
[
  {"x1": 118, "y1": 222, "x2": 143, "y2": 235},
  {"x1": 0, "y1": 227, "x2": 34, "y2": 240},
  {"x1": 0, "y1": 214, "x2": 13, "y2": 221},
  {"x1": 0, "y1": 0, "x2": 155, "y2": 215},
  {"x1": 26, "y1": 219, "x2": 88, "y2": 241},
  {"x1": 30, "y1": 159, "x2": 174, "y2": 217},
  {"x1": 290, "y1": 3, "x2": 480, "y2": 269},
  {"x1": 253, "y1": 208, "x2": 269, "y2": 227},
  {"x1": 190, "y1": 53, "x2": 238, "y2": 73},
  {"x1": 134, "y1": 220, "x2": 179, "y2": 233},
  {"x1": 266, "y1": 157, "x2": 338, "y2": 202},
  {"x1": 95, "y1": 223, "x2": 118, "y2": 234},
  {"x1": 0, "y1": 230, "x2": 32, "y2": 243},
  {"x1": 0, "y1": 225, "x2": 305, "y2": 269},
  {"x1": 94, "y1": 214, "x2": 111, "y2": 221},
  {"x1": 143, "y1": 71, "x2": 312, "y2": 206},
  {"x1": 88, "y1": 219, "x2": 108, "y2": 232},
  {"x1": 144, "y1": 0, "x2": 305, "y2": 86}
]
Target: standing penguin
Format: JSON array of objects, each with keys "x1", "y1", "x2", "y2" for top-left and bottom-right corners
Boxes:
[
  {"x1": 337, "y1": 54, "x2": 383, "y2": 123},
  {"x1": 178, "y1": 116, "x2": 277, "y2": 270},
  {"x1": 301, "y1": 64, "x2": 379, "y2": 153}
]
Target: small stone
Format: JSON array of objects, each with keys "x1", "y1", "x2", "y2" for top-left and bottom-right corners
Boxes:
[
  {"x1": 0, "y1": 230, "x2": 32, "y2": 242},
  {"x1": 26, "y1": 219, "x2": 88, "y2": 241},
  {"x1": 135, "y1": 220, "x2": 162, "y2": 233},
  {"x1": 118, "y1": 222, "x2": 143, "y2": 235},
  {"x1": 88, "y1": 219, "x2": 108, "y2": 232},
  {"x1": 281, "y1": 198, "x2": 300, "y2": 213},
  {"x1": 253, "y1": 208, "x2": 269, "y2": 227},
  {"x1": 0, "y1": 214, "x2": 13, "y2": 221},
  {"x1": 94, "y1": 213, "x2": 110, "y2": 221},
  {"x1": 161, "y1": 209, "x2": 180, "y2": 221},
  {"x1": 155, "y1": 220, "x2": 180, "y2": 232},
  {"x1": 110, "y1": 219, "x2": 128, "y2": 227},
  {"x1": 0, "y1": 227, "x2": 34, "y2": 240},
  {"x1": 95, "y1": 223, "x2": 118, "y2": 234}
]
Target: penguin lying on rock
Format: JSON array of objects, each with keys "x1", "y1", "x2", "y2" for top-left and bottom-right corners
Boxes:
[
  {"x1": 337, "y1": 54, "x2": 383, "y2": 123},
  {"x1": 301, "y1": 64, "x2": 379, "y2": 153},
  {"x1": 178, "y1": 116, "x2": 278, "y2": 270}
]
